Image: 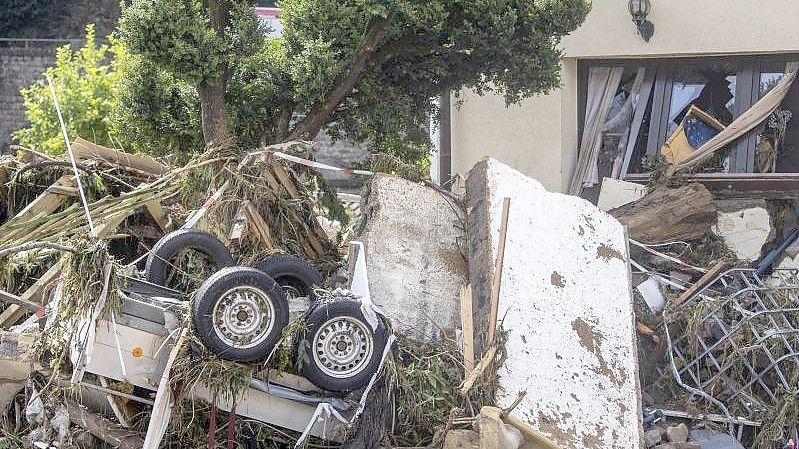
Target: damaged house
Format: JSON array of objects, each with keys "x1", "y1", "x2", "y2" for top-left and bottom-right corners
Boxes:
[{"x1": 431, "y1": 0, "x2": 799, "y2": 447}]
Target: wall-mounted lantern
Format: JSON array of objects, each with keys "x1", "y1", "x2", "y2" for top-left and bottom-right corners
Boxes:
[{"x1": 628, "y1": 0, "x2": 654, "y2": 42}]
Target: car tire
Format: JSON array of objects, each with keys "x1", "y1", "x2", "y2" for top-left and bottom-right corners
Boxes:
[
  {"x1": 302, "y1": 299, "x2": 388, "y2": 392},
  {"x1": 192, "y1": 267, "x2": 289, "y2": 362},
  {"x1": 145, "y1": 229, "x2": 234, "y2": 290},
  {"x1": 254, "y1": 254, "x2": 322, "y2": 311}
]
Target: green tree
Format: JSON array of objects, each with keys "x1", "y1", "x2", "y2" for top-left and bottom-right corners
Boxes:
[
  {"x1": 13, "y1": 25, "x2": 127, "y2": 155},
  {"x1": 119, "y1": 0, "x2": 590, "y2": 162}
]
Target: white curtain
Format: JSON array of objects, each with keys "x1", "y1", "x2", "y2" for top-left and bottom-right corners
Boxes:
[
  {"x1": 568, "y1": 67, "x2": 625, "y2": 196},
  {"x1": 673, "y1": 62, "x2": 799, "y2": 173}
]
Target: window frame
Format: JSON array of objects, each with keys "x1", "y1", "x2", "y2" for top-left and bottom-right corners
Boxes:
[{"x1": 577, "y1": 54, "x2": 799, "y2": 177}]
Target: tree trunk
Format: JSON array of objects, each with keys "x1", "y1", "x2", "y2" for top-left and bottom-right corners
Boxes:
[
  {"x1": 198, "y1": 80, "x2": 232, "y2": 147},
  {"x1": 198, "y1": 0, "x2": 232, "y2": 148},
  {"x1": 609, "y1": 182, "x2": 717, "y2": 243},
  {"x1": 66, "y1": 401, "x2": 144, "y2": 449},
  {"x1": 287, "y1": 16, "x2": 393, "y2": 142}
]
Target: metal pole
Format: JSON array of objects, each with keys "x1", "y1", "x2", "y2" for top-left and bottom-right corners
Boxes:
[{"x1": 46, "y1": 74, "x2": 97, "y2": 238}]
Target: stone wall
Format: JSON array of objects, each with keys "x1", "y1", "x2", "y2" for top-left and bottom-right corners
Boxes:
[{"x1": 0, "y1": 47, "x2": 55, "y2": 154}]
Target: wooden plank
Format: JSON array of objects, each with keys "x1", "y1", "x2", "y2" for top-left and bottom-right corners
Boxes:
[
  {"x1": 244, "y1": 202, "x2": 275, "y2": 250},
  {"x1": 228, "y1": 203, "x2": 249, "y2": 244},
  {"x1": 460, "y1": 284, "x2": 475, "y2": 373},
  {"x1": 263, "y1": 169, "x2": 282, "y2": 192},
  {"x1": 459, "y1": 346, "x2": 497, "y2": 396},
  {"x1": 625, "y1": 172, "x2": 799, "y2": 199},
  {"x1": 13, "y1": 175, "x2": 73, "y2": 221},
  {"x1": 669, "y1": 259, "x2": 729, "y2": 311},
  {"x1": 142, "y1": 201, "x2": 169, "y2": 233},
  {"x1": 48, "y1": 185, "x2": 78, "y2": 197},
  {"x1": 270, "y1": 160, "x2": 300, "y2": 199},
  {"x1": 71, "y1": 137, "x2": 167, "y2": 175},
  {"x1": 0, "y1": 289, "x2": 43, "y2": 313},
  {"x1": 486, "y1": 198, "x2": 510, "y2": 346}
]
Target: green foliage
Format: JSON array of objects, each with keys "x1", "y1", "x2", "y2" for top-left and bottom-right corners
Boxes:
[
  {"x1": 13, "y1": 25, "x2": 126, "y2": 155},
  {"x1": 117, "y1": 0, "x2": 589, "y2": 165},
  {"x1": 118, "y1": 0, "x2": 265, "y2": 84},
  {"x1": 114, "y1": 57, "x2": 204, "y2": 157},
  {"x1": 16, "y1": 0, "x2": 589, "y2": 164}
]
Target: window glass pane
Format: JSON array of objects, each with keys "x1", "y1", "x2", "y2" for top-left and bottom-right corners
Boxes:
[
  {"x1": 760, "y1": 61, "x2": 788, "y2": 98},
  {"x1": 667, "y1": 63, "x2": 737, "y2": 138},
  {"x1": 755, "y1": 63, "x2": 798, "y2": 173}
]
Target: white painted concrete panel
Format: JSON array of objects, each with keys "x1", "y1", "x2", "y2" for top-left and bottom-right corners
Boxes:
[{"x1": 477, "y1": 158, "x2": 642, "y2": 449}]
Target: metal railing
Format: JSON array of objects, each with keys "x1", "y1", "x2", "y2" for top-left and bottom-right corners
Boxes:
[{"x1": 0, "y1": 37, "x2": 84, "y2": 48}]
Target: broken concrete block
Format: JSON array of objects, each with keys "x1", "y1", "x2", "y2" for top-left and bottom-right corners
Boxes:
[
  {"x1": 689, "y1": 429, "x2": 743, "y2": 449},
  {"x1": 357, "y1": 174, "x2": 466, "y2": 340},
  {"x1": 712, "y1": 200, "x2": 772, "y2": 261},
  {"x1": 597, "y1": 177, "x2": 647, "y2": 212},
  {"x1": 644, "y1": 429, "x2": 664, "y2": 448},
  {"x1": 465, "y1": 158, "x2": 642, "y2": 449},
  {"x1": 0, "y1": 331, "x2": 34, "y2": 410},
  {"x1": 443, "y1": 430, "x2": 479, "y2": 449},
  {"x1": 666, "y1": 424, "x2": 689, "y2": 443}
]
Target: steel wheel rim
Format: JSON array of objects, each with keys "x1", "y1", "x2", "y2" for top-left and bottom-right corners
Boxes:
[
  {"x1": 312, "y1": 315, "x2": 374, "y2": 379},
  {"x1": 212, "y1": 286, "x2": 275, "y2": 349},
  {"x1": 281, "y1": 284, "x2": 303, "y2": 300}
]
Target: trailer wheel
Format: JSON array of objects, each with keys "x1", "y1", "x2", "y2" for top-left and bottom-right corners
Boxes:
[
  {"x1": 254, "y1": 254, "x2": 322, "y2": 312},
  {"x1": 145, "y1": 229, "x2": 234, "y2": 291},
  {"x1": 302, "y1": 299, "x2": 388, "y2": 392},
  {"x1": 192, "y1": 267, "x2": 288, "y2": 362}
]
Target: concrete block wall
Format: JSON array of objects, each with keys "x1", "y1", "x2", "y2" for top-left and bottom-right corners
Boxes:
[{"x1": 0, "y1": 47, "x2": 55, "y2": 154}]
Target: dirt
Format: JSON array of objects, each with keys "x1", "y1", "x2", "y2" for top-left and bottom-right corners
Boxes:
[
  {"x1": 596, "y1": 243, "x2": 624, "y2": 262},
  {"x1": 551, "y1": 271, "x2": 565, "y2": 288},
  {"x1": 571, "y1": 318, "x2": 627, "y2": 389}
]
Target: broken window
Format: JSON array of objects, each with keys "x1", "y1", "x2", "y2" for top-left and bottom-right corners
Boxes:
[{"x1": 576, "y1": 56, "x2": 799, "y2": 192}]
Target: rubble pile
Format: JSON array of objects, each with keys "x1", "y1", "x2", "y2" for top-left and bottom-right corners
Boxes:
[{"x1": 0, "y1": 136, "x2": 797, "y2": 449}]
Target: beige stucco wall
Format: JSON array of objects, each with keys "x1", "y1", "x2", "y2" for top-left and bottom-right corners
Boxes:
[{"x1": 450, "y1": 0, "x2": 799, "y2": 192}]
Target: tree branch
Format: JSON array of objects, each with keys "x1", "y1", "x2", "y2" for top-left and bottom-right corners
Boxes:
[
  {"x1": 287, "y1": 14, "x2": 394, "y2": 141},
  {"x1": 0, "y1": 242, "x2": 77, "y2": 258}
]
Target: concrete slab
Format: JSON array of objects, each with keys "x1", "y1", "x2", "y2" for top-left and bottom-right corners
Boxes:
[
  {"x1": 465, "y1": 158, "x2": 642, "y2": 449},
  {"x1": 712, "y1": 200, "x2": 772, "y2": 261},
  {"x1": 598, "y1": 178, "x2": 647, "y2": 212},
  {"x1": 356, "y1": 174, "x2": 466, "y2": 340},
  {"x1": 0, "y1": 331, "x2": 34, "y2": 411}
]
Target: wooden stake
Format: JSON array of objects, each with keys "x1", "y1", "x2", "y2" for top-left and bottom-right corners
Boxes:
[
  {"x1": 460, "y1": 284, "x2": 475, "y2": 373},
  {"x1": 486, "y1": 198, "x2": 510, "y2": 346},
  {"x1": 670, "y1": 259, "x2": 729, "y2": 310},
  {"x1": 459, "y1": 346, "x2": 497, "y2": 396}
]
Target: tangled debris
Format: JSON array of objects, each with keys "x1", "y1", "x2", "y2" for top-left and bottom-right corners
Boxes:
[{"x1": 0, "y1": 139, "x2": 512, "y2": 449}]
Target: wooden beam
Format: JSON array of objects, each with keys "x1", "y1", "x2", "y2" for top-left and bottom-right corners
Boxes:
[
  {"x1": 459, "y1": 346, "x2": 497, "y2": 396},
  {"x1": 142, "y1": 201, "x2": 169, "y2": 233},
  {"x1": 270, "y1": 160, "x2": 300, "y2": 199},
  {"x1": 486, "y1": 198, "x2": 510, "y2": 346},
  {"x1": 0, "y1": 289, "x2": 43, "y2": 313},
  {"x1": 12, "y1": 175, "x2": 74, "y2": 222},
  {"x1": 244, "y1": 202, "x2": 275, "y2": 250},
  {"x1": 460, "y1": 284, "x2": 475, "y2": 373},
  {"x1": 670, "y1": 259, "x2": 729, "y2": 311},
  {"x1": 71, "y1": 137, "x2": 167, "y2": 175}
]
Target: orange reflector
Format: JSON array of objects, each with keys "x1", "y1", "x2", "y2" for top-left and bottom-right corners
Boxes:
[{"x1": 132, "y1": 347, "x2": 143, "y2": 358}]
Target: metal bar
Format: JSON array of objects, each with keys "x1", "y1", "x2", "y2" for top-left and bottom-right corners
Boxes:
[{"x1": 620, "y1": 68, "x2": 656, "y2": 177}]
